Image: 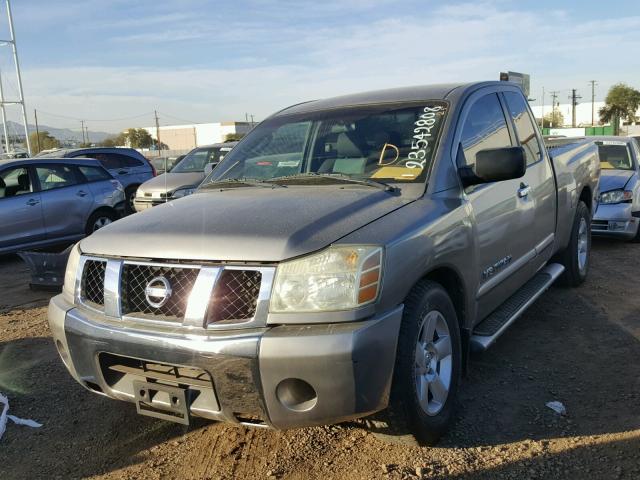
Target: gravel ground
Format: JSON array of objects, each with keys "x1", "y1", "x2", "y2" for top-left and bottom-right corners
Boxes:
[{"x1": 0, "y1": 240, "x2": 639, "y2": 479}]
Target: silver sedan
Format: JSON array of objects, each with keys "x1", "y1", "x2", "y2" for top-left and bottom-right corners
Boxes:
[{"x1": 592, "y1": 136, "x2": 640, "y2": 240}]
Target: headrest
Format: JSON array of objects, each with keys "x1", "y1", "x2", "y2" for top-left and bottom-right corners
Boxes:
[
  {"x1": 18, "y1": 173, "x2": 29, "y2": 189},
  {"x1": 336, "y1": 132, "x2": 364, "y2": 158}
]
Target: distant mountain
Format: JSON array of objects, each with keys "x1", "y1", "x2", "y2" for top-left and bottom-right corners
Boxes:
[{"x1": 1, "y1": 120, "x2": 112, "y2": 143}]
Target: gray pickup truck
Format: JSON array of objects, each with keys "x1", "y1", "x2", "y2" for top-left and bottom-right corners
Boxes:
[{"x1": 48, "y1": 81, "x2": 599, "y2": 445}]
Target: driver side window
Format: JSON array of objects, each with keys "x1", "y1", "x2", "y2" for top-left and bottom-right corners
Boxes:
[
  {"x1": 458, "y1": 93, "x2": 512, "y2": 167},
  {"x1": 0, "y1": 167, "x2": 32, "y2": 199}
]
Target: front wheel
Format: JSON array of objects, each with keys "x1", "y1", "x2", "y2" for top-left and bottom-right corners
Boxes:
[
  {"x1": 557, "y1": 200, "x2": 590, "y2": 287},
  {"x1": 379, "y1": 280, "x2": 462, "y2": 446}
]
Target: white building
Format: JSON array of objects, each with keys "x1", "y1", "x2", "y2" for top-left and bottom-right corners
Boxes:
[{"x1": 143, "y1": 121, "x2": 252, "y2": 151}]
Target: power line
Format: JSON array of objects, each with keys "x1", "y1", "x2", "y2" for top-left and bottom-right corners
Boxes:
[{"x1": 34, "y1": 110, "x2": 155, "y2": 123}]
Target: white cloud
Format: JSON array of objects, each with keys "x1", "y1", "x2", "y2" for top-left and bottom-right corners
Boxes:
[{"x1": 15, "y1": 1, "x2": 640, "y2": 131}]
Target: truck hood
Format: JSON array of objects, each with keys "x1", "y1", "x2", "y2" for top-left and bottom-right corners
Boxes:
[
  {"x1": 80, "y1": 186, "x2": 412, "y2": 262},
  {"x1": 138, "y1": 172, "x2": 204, "y2": 195},
  {"x1": 599, "y1": 169, "x2": 635, "y2": 193}
]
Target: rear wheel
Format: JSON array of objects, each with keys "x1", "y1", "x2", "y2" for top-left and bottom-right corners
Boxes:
[
  {"x1": 85, "y1": 210, "x2": 116, "y2": 235},
  {"x1": 124, "y1": 186, "x2": 138, "y2": 215},
  {"x1": 558, "y1": 201, "x2": 590, "y2": 287},
  {"x1": 376, "y1": 280, "x2": 462, "y2": 446}
]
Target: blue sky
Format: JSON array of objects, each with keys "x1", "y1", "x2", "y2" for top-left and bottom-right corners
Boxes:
[{"x1": 0, "y1": 0, "x2": 638, "y2": 132}]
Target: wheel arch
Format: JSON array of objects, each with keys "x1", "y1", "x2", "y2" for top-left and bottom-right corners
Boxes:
[{"x1": 579, "y1": 185, "x2": 593, "y2": 214}]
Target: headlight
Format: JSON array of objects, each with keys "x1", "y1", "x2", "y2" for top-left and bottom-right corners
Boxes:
[
  {"x1": 270, "y1": 245, "x2": 383, "y2": 313},
  {"x1": 172, "y1": 187, "x2": 196, "y2": 199},
  {"x1": 600, "y1": 189, "x2": 633, "y2": 204},
  {"x1": 62, "y1": 243, "x2": 82, "y2": 304}
]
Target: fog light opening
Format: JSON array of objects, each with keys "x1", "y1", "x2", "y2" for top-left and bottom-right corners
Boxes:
[
  {"x1": 55, "y1": 340, "x2": 70, "y2": 367},
  {"x1": 276, "y1": 378, "x2": 318, "y2": 412}
]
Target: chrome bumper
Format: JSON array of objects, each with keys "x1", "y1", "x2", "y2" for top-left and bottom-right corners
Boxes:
[
  {"x1": 48, "y1": 294, "x2": 403, "y2": 429},
  {"x1": 592, "y1": 203, "x2": 640, "y2": 239}
]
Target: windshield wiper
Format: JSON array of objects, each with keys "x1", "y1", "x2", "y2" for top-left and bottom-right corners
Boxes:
[
  {"x1": 270, "y1": 172, "x2": 397, "y2": 192},
  {"x1": 201, "y1": 177, "x2": 285, "y2": 189}
]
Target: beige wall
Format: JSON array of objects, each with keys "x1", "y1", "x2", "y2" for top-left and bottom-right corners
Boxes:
[{"x1": 144, "y1": 122, "x2": 252, "y2": 150}]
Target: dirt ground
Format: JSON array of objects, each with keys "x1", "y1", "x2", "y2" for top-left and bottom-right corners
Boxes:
[{"x1": 1, "y1": 240, "x2": 639, "y2": 479}]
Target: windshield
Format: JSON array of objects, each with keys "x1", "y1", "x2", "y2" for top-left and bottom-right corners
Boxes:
[
  {"x1": 172, "y1": 147, "x2": 228, "y2": 173},
  {"x1": 203, "y1": 102, "x2": 447, "y2": 186},
  {"x1": 596, "y1": 142, "x2": 635, "y2": 170}
]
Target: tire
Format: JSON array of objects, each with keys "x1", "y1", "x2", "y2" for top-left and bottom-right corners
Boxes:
[
  {"x1": 376, "y1": 280, "x2": 462, "y2": 446},
  {"x1": 557, "y1": 200, "x2": 591, "y2": 287},
  {"x1": 85, "y1": 209, "x2": 117, "y2": 236},
  {"x1": 124, "y1": 186, "x2": 138, "y2": 215}
]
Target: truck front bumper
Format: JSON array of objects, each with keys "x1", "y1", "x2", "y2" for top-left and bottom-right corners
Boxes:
[
  {"x1": 592, "y1": 203, "x2": 640, "y2": 239},
  {"x1": 48, "y1": 294, "x2": 403, "y2": 429}
]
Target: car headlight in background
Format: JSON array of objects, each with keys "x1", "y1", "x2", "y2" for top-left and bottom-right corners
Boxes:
[
  {"x1": 600, "y1": 189, "x2": 633, "y2": 204},
  {"x1": 270, "y1": 245, "x2": 383, "y2": 313},
  {"x1": 62, "y1": 243, "x2": 82, "y2": 304},
  {"x1": 172, "y1": 187, "x2": 196, "y2": 199}
]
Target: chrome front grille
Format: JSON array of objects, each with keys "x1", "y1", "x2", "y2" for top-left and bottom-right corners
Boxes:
[
  {"x1": 80, "y1": 260, "x2": 106, "y2": 307},
  {"x1": 121, "y1": 264, "x2": 199, "y2": 322},
  {"x1": 77, "y1": 257, "x2": 274, "y2": 329},
  {"x1": 207, "y1": 269, "x2": 262, "y2": 324}
]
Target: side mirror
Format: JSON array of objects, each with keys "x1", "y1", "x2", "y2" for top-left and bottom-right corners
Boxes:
[
  {"x1": 204, "y1": 162, "x2": 216, "y2": 176},
  {"x1": 458, "y1": 146, "x2": 526, "y2": 187}
]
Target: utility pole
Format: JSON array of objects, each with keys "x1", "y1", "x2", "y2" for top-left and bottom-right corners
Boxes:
[
  {"x1": 84, "y1": 125, "x2": 90, "y2": 145},
  {"x1": 80, "y1": 120, "x2": 86, "y2": 144},
  {"x1": 589, "y1": 80, "x2": 598, "y2": 126},
  {"x1": 250, "y1": 114, "x2": 254, "y2": 126},
  {"x1": 33, "y1": 109, "x2": 40, "y2": 153},
  {"x1": 154, "y1": 110, "x2": 161, "y2": 156},
  {"x1": 549, "y1": 91, "x2": 560, "y2": 128},
  {"x1": 541, "y1": 87, "x2": 545, "y2": 129},
  {"x1": 569, "y1": 89, "x2": 582, "y2": 128}
]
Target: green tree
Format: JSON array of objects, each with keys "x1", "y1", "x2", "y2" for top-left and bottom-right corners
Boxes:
[
  {"x1": 123, "y1": 128, "x2": 153, "y2": 148},
  {"x1": 599, "y1": 83, "x2": 640, "y2": 135},
  {"x1": 224, "y1": 132, "x2": 245, "y2": 142},
  {"x1": 543, "y1": 110, "x2": 565, "y2": 128},
  {"x1": 28, "y1": 131, "x2": 61, "y2": 155},
  {"x1": 100, "y1": 133, "x2": 126, "y2": 147}
]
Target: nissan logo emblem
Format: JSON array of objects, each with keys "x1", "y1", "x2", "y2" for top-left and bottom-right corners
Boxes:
[{"x1": 144, "y1": 276, "x2": 173, "y2": 308}]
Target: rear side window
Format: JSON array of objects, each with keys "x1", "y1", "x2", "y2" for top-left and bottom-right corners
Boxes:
[
  {"x1": 459, "y1": 93, "x2": 512, "y2": 166},
  {"x1": 79, "y1": 165, "x2": 111, "y2": 182},
  {"x1": 36, "y1": 165, "x2": 79, "y2": 191},
  {"x1": 503, "y1": 92, "x2": 542, "y2": 165}
]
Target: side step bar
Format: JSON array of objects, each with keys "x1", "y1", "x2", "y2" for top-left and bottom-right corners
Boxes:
[{"x1": 470, "y1": 263, "x2": 565, "y2": 352}]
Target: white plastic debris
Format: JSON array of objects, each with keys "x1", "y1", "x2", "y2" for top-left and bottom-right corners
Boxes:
[
  {"x1": 545, "y1": 400, "x2": 567, "y2": 416},
  {"x1": 0, "y1": 392, "x2": 42, "y2": 440}
]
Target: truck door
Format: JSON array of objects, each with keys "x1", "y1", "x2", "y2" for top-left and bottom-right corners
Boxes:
[
  {"x1": 502, "y1": 91, "x2": 556, "y2": 269},
  {"x1": 456, "y1": 92, "x2": 539, "y2": 320}
]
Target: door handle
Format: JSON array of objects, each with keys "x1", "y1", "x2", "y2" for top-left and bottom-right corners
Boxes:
[
  {"x1": 517, "y1": 183, "x2": 530, "y2": 198},
  {"x1": 26, "y1": 198, "x2": 40, "y2": 206},
  {"x1": 117, "y1": 170, "x2": 128, "y2": 175},
  {"x1": 77, "y1": 190, "x2": 88, "y2": 197}
]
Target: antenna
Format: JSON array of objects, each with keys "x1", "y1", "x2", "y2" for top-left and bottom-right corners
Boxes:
[{"x1": 0, "y1": 0, "x2": 30, "y2": 155}]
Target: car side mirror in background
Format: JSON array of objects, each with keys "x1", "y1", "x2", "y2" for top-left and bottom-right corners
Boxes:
[
  {"x1": 458, "y1": 146, "x2": 526, "y2": 187},
  {"x1": 204, "y1": 162, "x2": 216, "y2": 176}
]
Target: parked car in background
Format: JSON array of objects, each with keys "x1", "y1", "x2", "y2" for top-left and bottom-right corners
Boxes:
[
  {"x1": 0, "y1": 157, "x2": 125, "y2": 255},
  {"x1": 134, "y1": 142, "x2": 236, "y2": 211},
  {"x1": 36, "y1": 147, "x2": 155, "y2": 213},
  {"x1": 49, "y1": 82, "x2": 599, "y2": 446},
  {"x1": 149, "y1": 155, "x2": 184, "y2": 175},
  {"x1": 591, "y1": 136, "x2": 640, "y2": 240}
]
